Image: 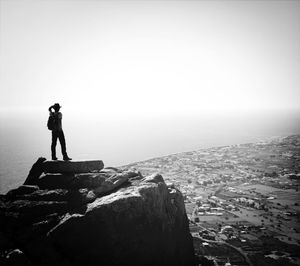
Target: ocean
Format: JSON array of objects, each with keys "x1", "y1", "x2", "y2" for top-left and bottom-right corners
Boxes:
[{"x1": 1, "y1": 109, "x2": 299, "y2": 194}]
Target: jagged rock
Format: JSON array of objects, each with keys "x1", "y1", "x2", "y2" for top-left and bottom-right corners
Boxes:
[
  {"x1": 33, "y1": 171, "x2": 140, "y2": 192},
  {"x1": 34, "y1": 174, "x2": 76, "y2": 189},
  {"x1": 24, "y1": 157, "x2": 47, "y2": 185},
  {"x1": 73, "y1": 173, "x2": 107, "y2": 188},
  {"x1": 7, "y1": 188, "x2": 95, "y2": 208},
  {"x1": 48, "y1": 174, "x2": 194, "y2": 266},
  {"x1": 142, "y1": 173, "x2": 164, "y2": 183},
  {"x1": 42, "y1": 160, "x2": 104, "y2": 174},
  {"x1": 65, "y1": 189, "x2": 96, "y2": 207},
  {"x1": 1, "y1": 159, "x2": 195, "y2": 265},
  {"x1": 92, "y1": 171, "x2": 139, "y2": 196},
  {"x1": 85, "y1": 190, "x2": 97, "y2": 202},
  {"x1": 14, "y1": 189, "x2": 69, "y2": 201},
  {"x1": 6, "y1": 185, "x2": 40, "y2": 199},
  {"x1": 1, "y1": 200, "x2": 68, "y2": 224},
  {"x1": 75, "y1": 170, "x2": 140, "y2": 190},
  {"x1": 33, "y1": 172, "x2": 112, "y2": 190}
]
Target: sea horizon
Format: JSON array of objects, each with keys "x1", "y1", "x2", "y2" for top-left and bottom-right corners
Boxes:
[{"x1": 1, "y1": 109, "x2": 300, "y2": 194}]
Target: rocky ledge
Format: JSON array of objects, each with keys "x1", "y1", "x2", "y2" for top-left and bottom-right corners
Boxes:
[{"x1": 0, "y1": 158, "x2": 195, "y2": 266}]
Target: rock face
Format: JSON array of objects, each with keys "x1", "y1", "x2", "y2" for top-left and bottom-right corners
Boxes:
[
  {"x1": 43, "y1": 160, "x2": 104, "y2": 174},
  {"x1": 0, "y1": 158, "x2": 195, "y2": 266}
]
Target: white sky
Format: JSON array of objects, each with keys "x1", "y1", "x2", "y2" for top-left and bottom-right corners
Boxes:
[{"x1": 0, "y1": 0, "x2": 300, "y2": 116}]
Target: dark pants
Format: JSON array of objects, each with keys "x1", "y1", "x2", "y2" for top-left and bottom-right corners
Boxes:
[{"x1": 51, "y1": 130, "x2": 67, "y2": 158}]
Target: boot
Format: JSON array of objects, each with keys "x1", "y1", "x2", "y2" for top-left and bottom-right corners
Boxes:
[{"x1": 63, "y1": 156, "x2": 72, "y2": 161}]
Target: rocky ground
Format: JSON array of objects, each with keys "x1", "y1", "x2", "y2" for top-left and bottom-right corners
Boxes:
[{"x1": 0, "y1": 159, "x2": 195, "y2": 266}]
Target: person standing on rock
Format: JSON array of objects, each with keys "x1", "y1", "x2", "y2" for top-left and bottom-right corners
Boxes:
[{"x1": 48, "y1": 103, "x2": 72, "y2": 161}]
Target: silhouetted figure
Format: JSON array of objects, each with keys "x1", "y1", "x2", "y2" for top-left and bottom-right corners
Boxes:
[{"x1": 48, "y1": 103, "x2": 72, "y2": 161}]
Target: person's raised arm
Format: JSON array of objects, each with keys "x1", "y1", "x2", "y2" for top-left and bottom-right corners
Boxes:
[{"x1": 48, "y1": 105, "x2": 54, "y2": 113}]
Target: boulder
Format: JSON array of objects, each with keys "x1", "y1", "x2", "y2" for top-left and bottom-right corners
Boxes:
[
  {"x1": 14, "y1": 189, "x2": 69, "y2": 202},
  {"x1": 33, "y1": 171, "x2": 140, "y2": 191},
  {"x1": 34, "y1": 174, "x2": 75, "y2": 189},
  {"x1": 73, "y1": 173, "x2": 107, "y2": 188},
  {"x1": 6, "y1": 185, "x2": 40, "y2": 199},
  {"x1": 48, "y1": 174, "x2": 195, "y2": 266},
  {"x1": 42, "y1": 160, "x2": 104, "y2": 174},
  {"x1": 24, "y1": 157, "x2": 47, "y2": 185},
  {"x1": 7, "y1": 188, "x2": 95, "y2": 208},
  {"x1": 65, "y1": 189, "x2": 96, "y2": 208},
  {"x1": 92, "y1": 171, "x2": 140, "y2": 196},
  {"x1": 1, "y1": 159, "x2": 195, "y2": 265},
  {"x1": 2, "y1": 200, "x2": 68, "y2": 224}
]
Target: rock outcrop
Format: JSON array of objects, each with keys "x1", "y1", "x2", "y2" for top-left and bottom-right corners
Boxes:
[
  {"x1": 0, "y1": 158, "x2": 195, "y2": 266},
  {"x1": 43, "y1": 160, "x2": 104, "y2": 174}
]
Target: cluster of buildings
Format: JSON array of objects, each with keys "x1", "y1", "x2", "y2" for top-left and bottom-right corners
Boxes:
[
  {"x1": 232, "y1": 197, "x2": 265, "y2": 210},
  {"x1": 193, "y1": 195, "x2": 239, "y2": 217},
  {"x1": 127, "y1": 135, "x2": 300, "y2": 265}
]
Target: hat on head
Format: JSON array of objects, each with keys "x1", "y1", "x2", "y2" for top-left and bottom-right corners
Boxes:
[{"x1": 53, "y1": 103, "x2": 61, "y2": 108}]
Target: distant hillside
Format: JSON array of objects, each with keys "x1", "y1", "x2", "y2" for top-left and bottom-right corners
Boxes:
[{"x1": 122, "y1": 135, "x2": 300, "y2": 187}]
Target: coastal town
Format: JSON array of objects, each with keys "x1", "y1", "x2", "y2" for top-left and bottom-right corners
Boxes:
[{"x1": 125, "y1": 135, "x2": 300, "y2": 266}]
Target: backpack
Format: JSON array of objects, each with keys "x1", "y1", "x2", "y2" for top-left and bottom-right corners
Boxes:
[{"x1": 47, "y1": 115, "x2": 56, "y2": 130}]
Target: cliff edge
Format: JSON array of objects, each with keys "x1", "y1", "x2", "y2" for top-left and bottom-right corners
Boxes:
[{"x1": 0, "y1": 158, "x2": 195, "y2": 266}]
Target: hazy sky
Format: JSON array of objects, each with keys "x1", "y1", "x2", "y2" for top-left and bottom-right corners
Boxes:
[{"x1": 1, "y1": 0, "x2": 299, "y2": 116}]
